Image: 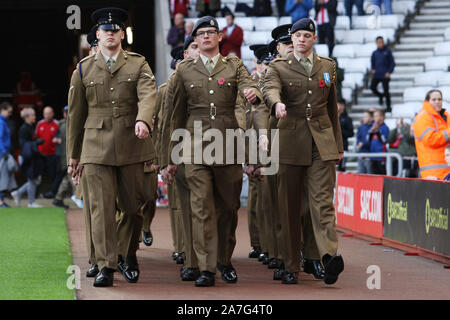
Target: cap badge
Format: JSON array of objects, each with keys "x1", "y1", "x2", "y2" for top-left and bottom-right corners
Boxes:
[
  {"x1": 210, "y1": 20, "x2": 214, "y2": 26},
  {"x1": 108, "y1": 12, "x2": 112, "y2": 23},
  {"x1": 310, "y1": 23, "x2": 313, "y2": 30}
]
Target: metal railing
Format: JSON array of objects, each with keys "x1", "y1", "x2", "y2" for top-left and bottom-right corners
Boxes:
[{"x1": 343, "y1": 152, "x2": 403, "y2": 177}]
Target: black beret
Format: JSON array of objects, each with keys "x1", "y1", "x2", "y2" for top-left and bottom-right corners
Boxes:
[
  {"x1": 170, "y1": 59, "x2": 178, "y2": 70},
  {"x1": 91, "y1": 7, "x2": 128, "y2": 31},
  {"x1": 268, "y1": 40, "x2": 279, "y2": 57},
  {"x1": 290, "y1": 18, "x2": 316, "y2": 35},
  {"x1": 183, "y1": 35, "x2": 195, "y2": 51},
  {"x1": 171, "y1": 46, "x2": 184, "y2": 61},
  {"x1": 249, "y1": 44, "x2": 266, "y2": 53},
  {"x1": 271, "y1": 24, "x2": 292, "y2": 44},
  {"x1": 192, "y1": 16, "x2": 219, "y2": 37},
  {"x1": 254, "y1": 46, "x2": 272, "y2": 64},
  {"x1": 87, "y1": 25, "x2": 98, "y2": 47}
]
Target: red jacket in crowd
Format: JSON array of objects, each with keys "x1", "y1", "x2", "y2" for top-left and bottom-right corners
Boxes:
[
  {"x1": 35, "y1": 119, "x2": 59, "y2": 156},
  {"x1": 170, "y1": 0, "x2": 190, "y2": 17},
  {"x1": 220, "y1": 24, "x2": 244, "y2": 58}
]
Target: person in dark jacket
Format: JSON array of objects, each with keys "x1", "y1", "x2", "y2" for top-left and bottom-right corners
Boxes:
[
  {"x1": 368, "y1": 109, "x2": 389, "y2": 175},
  {"x1": 11, "y1": 108, "x2": 44, "y2": 208},
  {"x1": 370, "y1": 37, "x2": 395, "y2": 113},
  {"x1": 337, "y1": 99, "x2": 354, "y2": 171},
  {"x1": 388, "y1": 118, "x2": 417, "y2": 177},
  {"x1": 167, "y1": 13, "x2": 186, "y2": 49},
  {"x1": 0, "y1": 102, "x2": 13, "y2": 207},
  {"x1": 356, "y1": 110, "x2": 373, "y2": 173},
  {"x1": 285, "y1": 0, "x2": 313, "y2": 23},
  {"x1": 315, "y1": 0, "x2": 337, "y2": 57}
]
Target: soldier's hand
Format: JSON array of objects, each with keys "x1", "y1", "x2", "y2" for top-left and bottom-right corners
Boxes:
[
  {"x1": 135, "y1": 121, "x2": 150, "y2": 139},
  {"x1": 275, "y1": 102, "x2": 287, "y2": 119},
  {"x1": 72, "y1": 165, "x2": 84, "y2": 185},
  {"x1": 244, "y1": 164, "x2": 255, "y2": 178},
  {"x1": 244, "y1": 89, "x2": 257, "y2": 104},
  {"x1": 151, "y1": 164, "x2": 160, "y2": 173},
  {"x1": 68, "y1": 158, "x2": 80, "y2": 178},
  {"x1": 254, "y1": 167, "x2": 264, "y2": 181},
  {"x1": 258, "y1": 135, "x2": 269, "y2": 153},
  {"x1": 337, "y1": 152, "x2": 344, "y2": 165},
  {"x1": 167, "y1": 164, "x2": 178, "y2": 176}
]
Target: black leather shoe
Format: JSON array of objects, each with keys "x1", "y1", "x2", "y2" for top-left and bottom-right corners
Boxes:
[
  {"x1": 52, "y1": 199, "x2": 69, "y2": 209},
  {"x1": 267, "y1": 258, "x2": 279, "y2": 269},
  {"x1": 303, "y1": 259, "x2": 325, "y2": 280},
  {"x1": 248, "y1": 247, "x2": 261, "y2": 258},
  {"x1": 120, "y1": 255, "x2": 140, "y2": 283},
  {"x1": 93, "y1": 267, "x2": 114, "y2": 287},
  {"x1": 181, "y1": 267, "x2": 200, "y2": 281},
  {"x1": 142, "y1": 230, "x2": 153, "y2": 247},
  {"x1": 262, "y1": 255, "x2": 270, "y2": 265},
  {"x1": 117, "y1": 255, "x2": 125, "y2": 274},
  {"x1": 281, "y1": 272, "x2": 298, "y2": 284},
  {"x1": 195, "y1": 271, "x2": 215, "y2": 287},
  {"x1": 273, "y1": 266, "x2": 286, "y2": 281},
  {"x1": 176, "y1": 253, "x2": 184, "y2": 265},
  {"x1": 258, "y1": 252, "x2": 267, "y2": 262},
  {"x1": 172, "y1": 252, "x2": 179, "y2": 260},
  {"x1": 86, "y1": 264, "x2": 99, "y2": 278},
  {"x1": 217, "y1": 263, "x2": 237, "y2": 283},
  {"x1": 323, "y1": 254, "x2": 344, "y2": 285}
]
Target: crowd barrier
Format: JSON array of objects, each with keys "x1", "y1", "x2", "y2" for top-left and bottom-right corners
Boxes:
[{"x1": 336, "y1": 172, "x2": 449, "y2": 260}]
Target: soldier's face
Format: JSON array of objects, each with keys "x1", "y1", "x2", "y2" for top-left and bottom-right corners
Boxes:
[
  {"x1": 195, "y1": 27, "x2": 222, "y2": 53},
  {"x1": 292, "y1": 30, "x2": 317, "y2": 55},
  {"x1": 184, "y1": 42, "x2": 200, "y2": 59},
  {"x1": 277, "y1": 42, "x2": 293, "y2": 58},
  {"x1": 97, "y1": 28, "x2": 124, "y2": 50}
]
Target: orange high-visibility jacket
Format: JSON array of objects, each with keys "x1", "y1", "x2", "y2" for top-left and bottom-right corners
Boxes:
[{"x1": 412, "y1": 101, "x2": 450, "y2": 179}]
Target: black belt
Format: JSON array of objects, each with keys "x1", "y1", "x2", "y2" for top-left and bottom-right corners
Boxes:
[
  {"x1": 88, "y1": 106, "x2": 136, "y2": 118},
  {"x1": 188, "y1": 106, "x2": 235, "y2": 120},
  {"x1": 287, "y1": 106, "x2": 328, "y2": 120}
]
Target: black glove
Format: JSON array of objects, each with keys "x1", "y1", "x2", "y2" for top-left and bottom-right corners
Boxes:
[{"x1": 36, "y1": 138, "x2": 45, "y2": 146}]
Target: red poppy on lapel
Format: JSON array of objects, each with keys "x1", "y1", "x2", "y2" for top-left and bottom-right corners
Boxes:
[
  {"x1": 218, "y1": 77, "x2": 226, "y2": 85},
  {"x1": 319, "y1": 80, "x2": 325, "y2": 88}
]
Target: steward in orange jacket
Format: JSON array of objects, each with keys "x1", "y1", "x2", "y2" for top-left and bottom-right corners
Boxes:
[{"x1": 412, "y1": 96, "x2": 450, "y2": 179}]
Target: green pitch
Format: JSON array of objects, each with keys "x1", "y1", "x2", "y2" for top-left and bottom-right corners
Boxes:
[{"x1": 0, "y1": 208, "x2": 74, "y2": 300}]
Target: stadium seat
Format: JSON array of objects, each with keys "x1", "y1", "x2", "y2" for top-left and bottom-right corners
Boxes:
[
  {"x1": 235, "y1": 17, "x2": 254, "y2": 31},
  {"x1": 354, "y1": 43, "x2": 377, "y2": 58},
  {"x1": 342, "y1": 72, "x2": 364, "y2": 89},
  {"x1": 438, "y1": 73, "x2": 450, "y2": 86},
  {"x1": 217, "y1": 17, "x2": 227, "y2": 30},
  {"x1": 392, "y1": 1, "x2": 417, "y2": 15},
  {"x1": 342, "y1": 87, "x2": 353, "y2": 103},
  {"x1": 351, "y1": 16, "x2": 371, "y2": 29},
  {"x1": 342, "y1": 30, "x2": 365, "y2": 44},
  {"x1": 392, "y1": 102, "x2": 424, "y2": 119},
  {"x1": 334, "y1": 30, "x2": 346, "y2": 43},
  {"x1": 364, "y1": 28, "x2": 395, "y2": 44},
  {"x1": 241, "y1": 45, "x2": 254, "y2": 61},
  {"x1": 315, "y1": 44, "x2": 329, "y2": 57},
  {"x1": 434, "y1": 42, "x2": 450, "y2": 56},
  {"x1": 335, "y1": 16, "x2": 350, "y2": 30},
  {"x1": 445, "y1": 28, "x2": 450, "y2": 41},
  {"x1": 413, "y1": 71, "x2": 443, "y2": 87},
  {"x1": 279, "y1": 16, "x2": 292, "y2": 26},
  {"x1": 425, "y1": 57, "x2": 450, "y2": 72},
  {"x1": 344, "y1": 58, "x2": 370, "y2": 73},
  {"x1": 380, "y1": 14, "x2": 405, "y2": 29},
  {"x1": 244, "y1": 31, "x2": 271, "y2": 46},
  {"x1": 333, "y1": 44, "x2": 356, "y2": 58},
  {"x1": 254, "y1": 17, "x2": 278, "y2": 31},
  {"x1": 337, "y1": 58, "x2": 351, "y2": 69},
  {"x1": 439, "y1": 86, "x2": 450, "y2": 102},
  {"x1": 403, "y1": 86, "x2": 433, "y2": 102}
]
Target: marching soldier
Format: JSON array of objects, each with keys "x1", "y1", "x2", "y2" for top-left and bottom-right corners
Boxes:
[
  {"x1": 67, "y1": 7, "x2": 157, "y2": 287},
  {"x1": 167, "y1": 16, "x2": 266, "y2": 287},
  {"x1": 264, "y1": 18, "x2": 345, "y2": 285}
]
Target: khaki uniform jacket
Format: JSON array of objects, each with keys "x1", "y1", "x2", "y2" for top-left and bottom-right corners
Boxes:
[
  {"x1": 263, "y1": 53, "x2": 344, "y2": 166},
  {"x1": 152, "y1": 82, "x2": 168, "y2": 166},
  {"x1": 159, "y1": 73, "x2": 176, "y2": 168},
  {"x1": 169, "y1": 55, "x2": 264, "y2": 166},
  {"x1": 67, "y1": 49, "x2": 157, "y2": 166}
]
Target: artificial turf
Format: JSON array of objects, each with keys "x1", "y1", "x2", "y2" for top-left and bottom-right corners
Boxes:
[{"x1": 0, "y1": 208, "x2": 74, "y2": 300}]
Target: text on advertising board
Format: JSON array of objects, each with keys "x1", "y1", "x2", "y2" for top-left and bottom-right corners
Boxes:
[{"x1": 387, "y1": 193, "x2": 408, "y2": 225}]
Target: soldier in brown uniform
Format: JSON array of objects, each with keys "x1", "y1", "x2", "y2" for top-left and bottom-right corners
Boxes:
[
  {"x1": 166, "y1": 16, "x2": 265, "y2": 287},
  {"x1": 67, "y1": 8, "x2": 157, "y2": 287},
  {"x1": 263, "y1": 18, "x2": 345, "y2": 285}
]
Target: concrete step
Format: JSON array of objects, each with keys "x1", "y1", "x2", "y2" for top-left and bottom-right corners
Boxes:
[
  {"x1": 395, "y1": 43, "x2": 436, "y2": 51},
  {"x1": 420, "y1": 8, "x2": 450, "y2": 15},
  {"x1": 390, "y1": 73, "x2": 416, "y2": 81},
  {"x1": 348, "y1": 112, "x2": 364, "y2": 119},
  {"x1": 393, "y1": 50, "x2": 433, "y2": 58},
  {"x1": 395, "y1": 58, "x2": 426, "y2": 66},
  {"x1": 403, "y1": 29, "x2": 445, "y2": 37},
  {"x1": 409, "y1": 21, "x2": 450, "y2": 29},
  {"x1": 361, "y1": 88, "x2": 404, "y2": 96},
  {"x1": 389, "y1": 80, "x2": 414, "y2": 88},
  {"x1": 400, "y1": 36, "x2": 444, "y2": 44},
  {"x1": 423, "y1": 1, "x2": 450, "y2": 8},
  {"x1": 357, "y1": 96, "x2": 403, "y2": 105},
  {"x1": 414, "y1": 15, "x2": 450, "y2": 21},
  {"x1": 393, "y1": 66, "x2": 424, "y2": 73}
]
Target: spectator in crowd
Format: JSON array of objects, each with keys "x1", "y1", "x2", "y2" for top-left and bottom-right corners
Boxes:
[
  {"x1": 52, "y1": 106, "x2": 74, "y2": 209},
  {"x1": 388, "y1": 118, "x2": 417, "y2": 177},
  {"x1": 11, "y1": 108, "x2": 44, "y2": 208},
  {"x1": 412, "y1": 90, "x2": 450, "y2": 180},
  {"x1": 170, "y1": 0, "x2": 190, "y2": 17},
  {"x1": 373, "y1": 0, "x2": 392, "y2": 14},
  {"x1": 285, "y1": 0, "x2": 314, "y2": 23},
  {"x1": 368, "y1": 109, "x2": 389, "y2": 174},
  {"x1": 357, "y1": 110, "x2": 374, "y2": 173},
  {"x1": 276, "y1": 0, "x2": 287, "y2": 16},
  {"x1": 167, "y1": 13, "x2": 186, "y2": 49},
  {"x1": 344, "y1": 0, "x2": 364, "y2": 28},
  {"x1": 370, "y1": 36, "x2": 395, "y2": 113},
  {"x1": 337, "y1": 99, "x2": 354, "y2": 171},
  {"x1": 196, "y1": 0, "x2": 221, "y2": 17},
  {"x1": 220, "y1": 10, "x2": 244, "y2": 58},
  {"x1": 315, "y1": 0, "x2": 337, "y2": 57},
  {"x1": 0, "y1": 102, "x2": 16, "y2": 208},
  {"x1": 35, "y1": 106, "x2": 59, "y2": 199},
  {"x1": 185, "y1": 20, "x2": 194, "y2": 39},
  {"x1": 444, "y1": 145, "x2": 450, "y2": 181},
  {"x1": 253, "y1": 0, "x2": 273, "y2": 16},
  {"x1": 13, "y1": 72, "x2": 43, "y2": 112},
  {"x1": 3, "y1": 102, "x2": 17, "y2": 155},
  {"x1": 331, "y1": 57, "x2": 344, "y2": 101}
]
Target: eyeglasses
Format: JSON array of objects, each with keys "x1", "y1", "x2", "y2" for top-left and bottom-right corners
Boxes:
[{"x1": 196, "y1": 30, "x2": 218, "y2": 38}]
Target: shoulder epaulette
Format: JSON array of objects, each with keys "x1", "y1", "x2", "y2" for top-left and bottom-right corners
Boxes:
[
  {"x1": 126, "y1": 51, "x2": 144, "y2": 57},
  {"x1": 79, "y1": 54, "x2": 94, "y2": 64},
  {"x1": 158, "y1": 83, "x2": 167, "y2": 90}
]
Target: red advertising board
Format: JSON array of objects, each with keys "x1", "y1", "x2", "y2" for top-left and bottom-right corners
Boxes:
[{"x1": 336, "y1": 173, "x2": 384, "y2": 238}]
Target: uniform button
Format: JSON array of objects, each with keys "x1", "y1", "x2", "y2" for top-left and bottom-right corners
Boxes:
[
  {"x1": 110, "y1": 87, "x2": 114, "y2": 91},
  {"x1": 190, "y1": 84, "x2": 194, "y2": 88},
  {"x1": 112, "y1": 101, "x2": 116, "y2": 104},
  {"x1": 289, "y1": 82, "x2": 292, "y2": 86},
  {"x1": 209, "y1": 90, "x2": 214, "y2": 95},
  {"x1": 90, "y1": 81, "x2": 94, "y2": 85},
  {"x1": 309, "y1": 78, "x2": 312, "y2": 81},
  {"x1": 128, "y1": 78, "x2": 131, "y2": 81},
  {"x1": 210, "y1": 103, "x2": 215, "y2": 107},
  {"x1": 308, "y1": 90, "x2": 312, "y2": 95},
  {"x1": 308, "y1": 104, "x2": 311, "y2": 107},
  {"x1": 209, "y1": 77, "x2": 212, "y2": 81}
]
